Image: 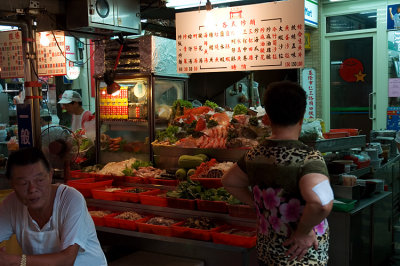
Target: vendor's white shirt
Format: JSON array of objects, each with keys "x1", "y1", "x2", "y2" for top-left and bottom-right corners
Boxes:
[
  {"x1": 0, "y1": 184, "x2": 107, "y2": 266},
  {"x1": 71, "y1": 110, "x2": 92, "y2": 132}
]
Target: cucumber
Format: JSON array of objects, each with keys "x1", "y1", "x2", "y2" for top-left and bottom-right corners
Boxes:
[{"x1": 178, "y1": 155, "x2": 204, "y2": 169}]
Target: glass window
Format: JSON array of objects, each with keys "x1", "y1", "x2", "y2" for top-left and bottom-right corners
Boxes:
[{"x1": 326, "y1": 11, "x2": 377, "y2": 33}]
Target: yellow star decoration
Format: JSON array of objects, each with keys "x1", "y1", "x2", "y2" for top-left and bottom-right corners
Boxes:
[{"x1": 355, "y1": 71, "x2": 366, "y2": 82}]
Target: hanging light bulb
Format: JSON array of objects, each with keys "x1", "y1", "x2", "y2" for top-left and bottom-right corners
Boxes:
[{"x1": 40, "y1": 32, "x2": 50, "y2": 46}]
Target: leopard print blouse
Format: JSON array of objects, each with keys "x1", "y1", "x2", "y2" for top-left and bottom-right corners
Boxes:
[{"x1": 237, "y1": 139, "x2": 330, "y2": 265}]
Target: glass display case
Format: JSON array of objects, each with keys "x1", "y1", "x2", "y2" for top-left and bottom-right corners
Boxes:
[{"x1": 96, "y1": 75, "x2": 187, "y2": 164}]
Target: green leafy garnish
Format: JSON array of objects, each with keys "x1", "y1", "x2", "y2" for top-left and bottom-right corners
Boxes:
[
  {"x1": 204, "y1": 100, "x2": 218, "y2": 109},
  {"x1": 233, "y1": 104, "x2": 248, "y2": 116}
]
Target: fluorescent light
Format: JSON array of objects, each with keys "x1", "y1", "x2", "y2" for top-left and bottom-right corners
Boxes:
[
  {"x1": 0, "y1": 25, "x2": 18, "y2": 31},
  {"x1": 166, "y1": 0, "x2": 243, "y2": 9}
]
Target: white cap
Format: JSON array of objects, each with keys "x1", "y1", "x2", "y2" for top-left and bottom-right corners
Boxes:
[{"x1": 58, "y1": 90, "x2": 82, "y2": 104}]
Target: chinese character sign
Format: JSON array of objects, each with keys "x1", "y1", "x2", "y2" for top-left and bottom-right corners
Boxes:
[
  {"x1": 0, "y1": 30, "x2": 24, "y2": 78},
  {"x1": 302, "y1": 68, "x2": 316, "y2": 119},
  {"x1": 17, "y1": 104, "x2": 33, "y2": 148},
  {"x1": 176, "y1": 0, "x2": 304, "y2": 73},
  {"x1": 36, "y1": 31, "x2": 66, "y2": 76}
]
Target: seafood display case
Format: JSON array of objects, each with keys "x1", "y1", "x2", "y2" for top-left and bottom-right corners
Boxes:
[{"x1": 95, "y1": 36, "x2": 188, "y2": 164}]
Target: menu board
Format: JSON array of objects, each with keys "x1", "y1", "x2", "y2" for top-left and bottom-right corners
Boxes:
[
  {"x1": 36, "y1": 31, "x2": 66, "y2": 76},
  {"x1": 302, "y1": 68, "x2": 316, "y2": 119},
  {"x1": 0, "y1": 30, "x2": 24, "y2": 78},
  {"x1": 176, "y1": 0, "x2": 304, "y2": 73}
]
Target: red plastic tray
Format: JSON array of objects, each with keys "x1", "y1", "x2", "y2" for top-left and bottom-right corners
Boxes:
[
  {"x1": 227, "y1": 204, "x2": 257, "y2": 219},
  {"x1": 103, "y1": 213, "x2": 120, "y2": 228},
  {"x1": 139, "y1": 192, "x2": 168, "y2": 207},
  {"x1": 91, "y1": 187, "x2": 123, "y2": 201},
  {"x1": 149, "y1": 178, "x2": 179, "y2": 186},
  {"x1": 196, "y1": 199, "x2": 228, "y2": 213},
  {"x1": 166, "y1": 197, "x2": 197, "y2": 210},
  {"x1": 88, "y1": 209, "x2": 113, "y2": 226},
  {"x1": 323, "y1": 132, "x2": 350, "y2": 139},
  {"x1": 136, "y1": 216, "x2": 179, "y2": 237},
  {"x1": 114, "y1": 187, "x2": 160, "y2": 203},
  {"x1": 124, "y1": 176, "x2": 145, "y2": 184},
  {"x1": 329, "y1": 128, "x2": 359, "y2": 136},
  {"x1": 67, "y1": 178, "x2": 113, "y2": 197},
  {"x1": 211, "y1": 225, "x2": 257, "y2": 248},
  {"x1": 70, "y1": 170, "x2": 83, "y2": 178},
  {"x1": 190, "y1": 177, "x2": 223, "y2": 189},
  {"x1": 171, "y1": 221, "x2": 222, "y2": 241}
]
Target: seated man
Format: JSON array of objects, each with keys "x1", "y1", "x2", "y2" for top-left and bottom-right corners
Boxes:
[{"x1": 0, "y1": 147, "x2": 107, "y2": 265}]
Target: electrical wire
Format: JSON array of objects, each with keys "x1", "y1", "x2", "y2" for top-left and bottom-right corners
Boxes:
[{"x1": 50, "y1": 30, "x2": 99, "y2": 66}]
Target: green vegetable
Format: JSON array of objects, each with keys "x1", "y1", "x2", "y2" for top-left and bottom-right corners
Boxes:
[
  {"x1": 131, "y1": 160, "x2": 152, "y2": 170},
  {"x1": 194, "y1": 154, "x2": 208, "y2": 161},
  {"x1": 227, "y1": 195, "x2": 243, "y2": 205},
  {"x1": 178, "y1": 155, "x2": 204, "y2": 169},
  {"x1": 187, "y1": 168, "x2": 196, "y2": 177},
  {"x1": 172, "y1": 99, "x2": 193, "y2": 109},
  {"x1": 227, "y1": 128, "x2": 239, "y2": 141},
  {"x1": 200, "y1": 187, "x2": 231, "y2": 201},
  {"x1": 249, "y1": 116, "x2": 259, "y2": 126},
  {"x1": 166, "y1": 180, "x2": 204, "y2": 199},
  {"x1": 175, "y1": 168, "x2": 187, "y2": 180},
  {"x1": 206, "y1": 119, "x2": 218, "y2": 128},
  {"x1": 156, "y1": 125, "x2": 180, "y2": 144},
  {"x1": 233, "y1": 104, "x2": 248, "y2": 116},
  {"x1": 204, "y1": 100, "x2": 218, "y2": 109}
]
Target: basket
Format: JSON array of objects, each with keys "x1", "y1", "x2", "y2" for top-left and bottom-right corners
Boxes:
[
  {"x1": 103, "y1": 213, "x2": 120, "y2": 228},
  {"x1": 196, "y1": 199, "x2": 228, "y2": 213},
  {"x1": 211, "y1": 225, "x2": 257, "y2": 248},
  {"x1": 171, "y1": 221, "x2": 222, "y2": 241},
  {"x1": 67, "y1": 178, "x2": 113, "y2": 197},
  {"x1": 139, "y1": 192, "x2": 168, "y2": 207},
  {"x1": 329, "y1": 128, "x2": 359, "y2": 136},
  {"x1": 124, "y1": 176, "x2": 145, "y2": 184},
  {"x1": 190, "y1": 177, "x2": 223, "y2": 189},
  {"x1": 91, "y1": 187, "x2": 122, "y2": 201},
  {"x1": 227, "y1": 204, "x2": 257, "y2": 219},
  {"x1": 149, "y1": 178, "x2": 179, "y2": 186},
  {"x1": 136, "y1": 216, "x2": 179, "y2": 237},
  {"x1": 166, "y1": 197, "x2": 197, "y2": 210},
  {"x1": 114, "y1": 187, "x2": 161, "y2": 203}
]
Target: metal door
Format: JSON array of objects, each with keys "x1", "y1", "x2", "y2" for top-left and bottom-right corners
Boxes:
[{"x1": 329, "y1": 36, "x2": 374, "y2": 139}]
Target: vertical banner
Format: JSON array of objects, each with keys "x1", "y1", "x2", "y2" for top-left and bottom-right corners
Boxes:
[
  {"x1": 302, "y1": 68, "x2": 316, "y2": 119},
  {"x1": 176, "y1": 0, "x2": 304, "y2": 73},
  {"x1": 17, "y1": 104, "x2": 33, "y2": 148},
  {"x1": 0, "y1": 30, "x2": 24, "y2": 78},
  {"x1": 36, "y1": 31, "x2": 67, "y2": 76}
]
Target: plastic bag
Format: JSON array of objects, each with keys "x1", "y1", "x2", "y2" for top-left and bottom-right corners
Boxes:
[{"x1": 300, "y1": 119, "x2": 324, "y2": 141}]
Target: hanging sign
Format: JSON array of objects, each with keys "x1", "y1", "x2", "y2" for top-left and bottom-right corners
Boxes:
[
  {"x1": 305, "y1": 0, "x2": 318, "y2": 28},
  {"x1": 36, "y1": 31, "x2": 66, "y2": 76},
  {"x1": 302, "y1": 68, "x2": 316, "y2": 119},
  {"x1": 17, "y1": 103, "x2": 33, "y2": 148},
  {"x1": 176, "y1": 0, "x2": 305, "y2": 73},
  {"x1": 0, "y1": 30, "x2": 24, "y2": 78}
]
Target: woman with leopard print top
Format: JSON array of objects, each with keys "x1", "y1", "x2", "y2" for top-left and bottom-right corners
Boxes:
[{"x1": 222, "y1": 81, "x2": 333, "y2": 266}]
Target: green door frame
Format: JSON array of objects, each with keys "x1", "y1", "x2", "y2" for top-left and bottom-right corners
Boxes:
[{"x1": 321, "y1": 1, "x2": 388, "y2": 131}]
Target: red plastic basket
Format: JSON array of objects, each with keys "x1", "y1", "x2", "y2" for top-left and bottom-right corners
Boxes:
[
  {"x1": 91, "y1": 187, "x2": 123, "y2": 201},
  {"x1": 190, "y1": 177, "x2": 223, "y2": 189},
  {"x1": 196, "y1": 199, "x2": 228, "y2": 213},
  {"x1": 124, "y1": 176, "x2": 145, "y2": 184},
  {"x1": 118, "y1": 216, "x2": 147, "y2": 231},
  {"x1": 88, "y1": 209, "x2": 113, "y2": 226},
  {"x1": 323, "y1": 132, "x2": 350, "y2": 139},
  {"x1": 70, "y1": 170, "x2": 83, "y2": 178},
  {"x1": 114, "y1": 187, "x2": 160, "y2": 203},
  {"x1": 211, "y1": 225, "x2": 257, "y2": 248},
  {"x1": 136, "y1": 216, "x2": 179, "y2": 237},
  {"x1": 67, "y1": 178, "x2": 113, "y2": 197},
  {"x1": 329, "y1": 128, "x2": 359, "y2": 136},
  {"x1": 171, "y1": 221, "x2": 222, "y2": 241},
  {"x1": 166, "y1": 197, "x2": 197, "y2": 210},
  {"x1": 103, "y1": 213, "x2": 120, "y2": 228},
  {"x1": 139, "y1": 192, "x2": 168, "y2": 207},
  {"x1": 149, "y1": 178, "x2": 179, "y2": 186},
  {"x1": 227, "y1": 204, "x2": 257, "y2": 219}
]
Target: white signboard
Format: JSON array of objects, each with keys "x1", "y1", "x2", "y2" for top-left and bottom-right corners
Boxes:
[
  {"x1": 176, "y1": 0, "x2": 305, "y2": 73},
  {"x1": 0, "y1": 30, "x2": 24, "y2": 78},
  {"x1": 302, "y1": 68, "x2": 316, "y2": 119},
  {"x1": 36, "y1": 31, "x2": 66, "y2": 76},
  {"x1": 305, "y1": 0, "x2": 318, "y2": 28}
]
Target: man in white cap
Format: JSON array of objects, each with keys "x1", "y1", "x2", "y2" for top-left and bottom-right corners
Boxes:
[{"x1": 58, "y1": 90, "x2": 94, "y2": 133}]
